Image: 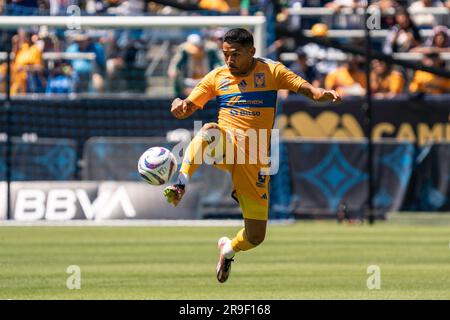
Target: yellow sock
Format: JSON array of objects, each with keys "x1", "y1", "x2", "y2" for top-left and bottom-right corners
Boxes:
[
  {"x1": 179, "y1": 131, "x2": 212, "y2": 179},
  {"x1": 231, "y1": 228, "x2": 257, "y2": 252}
]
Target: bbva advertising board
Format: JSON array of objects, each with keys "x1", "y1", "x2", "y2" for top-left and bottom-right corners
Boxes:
[{"x1": 0, "y1": 181, "x2": 203, "y2": 221}]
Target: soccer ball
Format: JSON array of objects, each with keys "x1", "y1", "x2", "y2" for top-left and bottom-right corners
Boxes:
[{"x1": 138, "y1": 147, "x2": 177, "y2": 185}]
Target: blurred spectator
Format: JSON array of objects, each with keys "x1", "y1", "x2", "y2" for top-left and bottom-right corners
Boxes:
[
  {"x1": 208, "y1": 28, "x2": 226, "y2": 49},
  {"x1": 66, "y1": 31, "x2": 107, "y2": 93},
  {"x1": 36, "y1": 26, "x2": 61, "y2": 52},
  {"x1": 10, "y1": 29, "x2": 45, "y2": 94},
  {"x1": 105, "y1": 0, "x2": 145, "y2": 15},
  {"x1": 49, "y1": 0, "x2": 102, "y2": 16},
  {"x1": 168, "y1": 33, "x2": 223, "y2": 97},
  {"x1": 49, "y1": 0, "x2": 71, "y2": 15},
  {"x1": 325, "y1": 0, "x2": 367, "y2": 29},
  {"x1": 289, "y1": 48, "x2": 320, "y2": 87},
  {"x1": 411, "y1": 25, "x2": 450, "y2": 53},
  {"x1": 300, "y1": 41, "x2": 343, "y2": 79},
  {"x1": 383, "y1": 9, "x2": 422, "y2": 55},
  {"x1": 198, "y1": 0, "x2": 250, "y2": 14},
  {"x1": 408, "y1": 0, "x2": 444, "y2": 27},
  {"x1": 368, "y1": 0, "x2": 401, "y2": 29},
  {"x1": 266, "y1": 36, "x2": 298, "y2": 61},
  {"x1": 369, "y1": 0, "x2": 400, "y2": 11},
  {"x1": 46, "y1": 61, "x2": 77, "y2": 94},
  {"x1": 446, "y1": 0, "x2": 450, "y2": 8},
  {"x1": 279, "y1": 47, "x2": 320, "y2": 99},
  {"x1": 370, "y1": 59, "x2": 404, "y2": 98},
  {"x1": 8, "y1": 0, "x2": 40, "y2": 15},
  {"x1": 275, "y1": 0, "x2": 302, "y2": 30},
  {"x1": 106, "y1": 40, "x2": 126, "y2": 91},
  {"x1": 324, "y1": 55, "x2": 367, "y2": 97},
  {"x1": 105, "y1": 37, "x2": 146, "y2": 93},
  {"x1": 409, "y1": 52, "x2": 450, "y2": 94},
  {"x1": 199, "y1": 0, "x2": 230, "y2": 12}
]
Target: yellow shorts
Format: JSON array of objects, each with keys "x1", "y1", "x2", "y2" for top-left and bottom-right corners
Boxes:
[{"x1": 208, "y1": 125, "x2": 270, "y2": 221}]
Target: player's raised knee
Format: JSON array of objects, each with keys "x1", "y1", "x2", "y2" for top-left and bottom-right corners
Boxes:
[
  {"x1": 198, "y1": 123, "x2": 220, "y2": 143},
  {"x1": 201, "y1": 122, "x2": 219, "y2": 131}
]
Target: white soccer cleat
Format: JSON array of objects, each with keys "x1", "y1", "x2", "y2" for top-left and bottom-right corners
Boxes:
[{"x1": 216, "y1": 237, "x2": 234, "y2": 283}]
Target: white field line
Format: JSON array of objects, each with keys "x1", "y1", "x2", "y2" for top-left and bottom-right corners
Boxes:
[{"x1": 0, "y1": 219, "x2": 296, "y2": 227}]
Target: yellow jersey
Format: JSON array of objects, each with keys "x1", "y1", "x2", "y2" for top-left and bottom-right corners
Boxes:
[
  {"x1": 187, "y1": 57, "x2": 307, "y2": 131},
  {"x1": 324, "y1": 66, "x2": 367, "y2": 96},
  {"x1": 409, "y1": 70, "x2": 450, "y2": 94}
]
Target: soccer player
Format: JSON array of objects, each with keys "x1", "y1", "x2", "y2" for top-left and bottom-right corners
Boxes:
[{"x1": 164, "y1": 28, "x2": 341, "y2": 283}]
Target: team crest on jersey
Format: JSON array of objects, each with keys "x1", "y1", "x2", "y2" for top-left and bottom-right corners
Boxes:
[
  {"x1": 238, "y1": 80, "x2": 248, "y2": 91},
  {"x1": 219, "y1": 77, "x2": 231, "y2": 91},
  {"x1": 254, "y1": 73, "x2": 266, "y2": 88}
]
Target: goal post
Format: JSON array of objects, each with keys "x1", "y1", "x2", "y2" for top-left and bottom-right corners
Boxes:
[{"x1": 0, "y1": 15, "x2": 267, "y2": 57}]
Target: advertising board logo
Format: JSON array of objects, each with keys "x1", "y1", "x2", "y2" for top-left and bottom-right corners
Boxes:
[
  {"x1": 13, "y1": 186, "x2": 136, "y2": 221},
  {"x1": 277, "y1": 111, "x2": 364, "y2": 139}
]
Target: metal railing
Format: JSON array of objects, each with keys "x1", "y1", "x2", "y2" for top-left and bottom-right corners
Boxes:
[
  {"x1": 301, "y1": 29, "x2": 448, "y2": 38},
  {"x1": 0, "y1": 15, "x2": 267, "y2": 57},
  {"x1": 280, "y1": 51, "x2": 450, "y2": 62},
  {"x1": 288, "y1": 6, "x2": 450, "y2": 16},
  {"x1": 0, "y1": 52, "x2": 96, "y2": 61}
]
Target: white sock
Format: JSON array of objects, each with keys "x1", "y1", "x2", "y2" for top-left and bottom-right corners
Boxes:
[
  {"x1": 177, "y1": 172, "x2": 190, "y2": 186},
  {"x1": 222, "y1": 240, "x2": 235, "y2": 259}
]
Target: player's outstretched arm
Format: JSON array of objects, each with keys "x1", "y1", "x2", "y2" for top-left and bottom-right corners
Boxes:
[
  {"x1": 170, "y1": 98, "x2": 200, "y2": 119},
  {"x1": 298, "y1": 82, "x2": 341, "y2": 103}
]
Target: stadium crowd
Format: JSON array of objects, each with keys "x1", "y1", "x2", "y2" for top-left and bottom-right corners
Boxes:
[{"x1": 0, "y1": 0, "x2": 449, "y2": 96}]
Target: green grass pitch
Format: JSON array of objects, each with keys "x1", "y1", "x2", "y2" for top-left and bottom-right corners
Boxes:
[{"x1": 0, "y1": 221, "x2": 449, "y2": 299}]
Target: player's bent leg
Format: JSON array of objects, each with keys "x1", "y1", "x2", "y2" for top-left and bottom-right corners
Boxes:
[
  {"x1": 216, "y1": 190, "x2": 268, "y2": 283},
  {"x1": 179, "y1": 122, "x2": 220, "y2": 178},
  {"x1": 164, "y1": 122, "x2": 221, "y2": 207},
  {"x1": 231, "y1": 191, "x2": 268, "y2": 251},
  {"x1": 231, "y1": 218, "x2": 267, "y2": 252}
]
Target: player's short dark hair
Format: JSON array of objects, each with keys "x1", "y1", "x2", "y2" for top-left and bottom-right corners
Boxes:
[{"x1": 223, "y1": 28, "x2": 254, "y2": 47}]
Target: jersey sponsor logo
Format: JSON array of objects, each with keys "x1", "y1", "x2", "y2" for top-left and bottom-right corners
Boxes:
[
  {"x1": 226, "y1": 97, "x2": 265, "y2": 107},
  {"x1": 229, "y1": 109, "x2": 261, "y2": 117},
  {"x1": 218, "y1": 90, "x2": 277, "y2": 109},
  {"x1": 254, "y1": 73, "x2": 266, "y2": 88},
  {"x1": 226, "y1": 95, "x2": 242, "y2": 107}
]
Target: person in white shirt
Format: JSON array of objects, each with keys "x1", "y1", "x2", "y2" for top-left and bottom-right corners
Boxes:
[
  {"x1": 325, "y1": 0, "x2": 367, "y2": 29},
  {"x1": 408, "y1": 0, "x2": 444, "y2": 27}
]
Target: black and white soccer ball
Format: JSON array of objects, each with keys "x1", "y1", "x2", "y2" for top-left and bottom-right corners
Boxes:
[{"x1": 138, "y1": 147, "x2": 177, "y2": 185}]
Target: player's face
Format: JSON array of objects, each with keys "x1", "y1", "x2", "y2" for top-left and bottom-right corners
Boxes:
[{"x1": 222, "y1": 41, "x2": 255, "y2": 76}]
